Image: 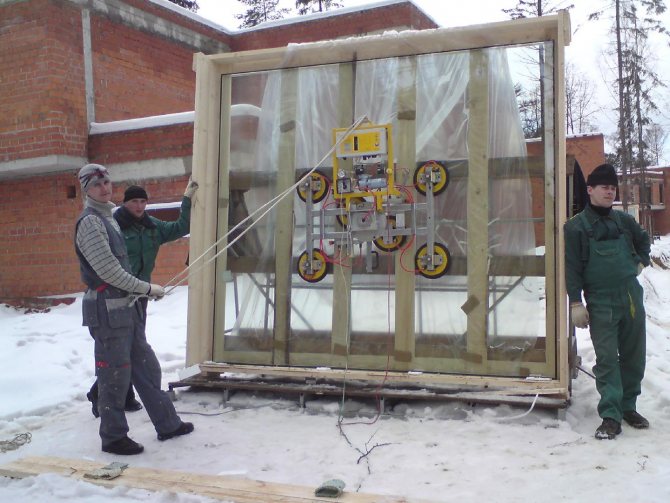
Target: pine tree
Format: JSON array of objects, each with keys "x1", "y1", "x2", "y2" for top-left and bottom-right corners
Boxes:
[
  {"x1": 589, "y1": 0, "x2": 668, "y2": 223},
  {"x1": 236, "y1": 0, "x2": 290, "y2": 28},
  {"x1": 168, "y1": 0, "x2": 199, "y2": 12},
  {"x1": 295, "y1": 0, "x2": 342, "y2": 15}
]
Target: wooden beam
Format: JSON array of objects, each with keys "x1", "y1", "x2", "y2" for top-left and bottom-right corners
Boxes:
[
  {"x1": 207, "y1": 14, "x2": 569, "y2": 75},
  {"x1": 330, "y1": 62, "x2": 355, "y2": 366},
  {"x1": 394, "y1": 56, "x2": 417, "y2": 369},
  {"x1": 273, "y1": 69, "x2": 299, "y2": 365},
  {"x1": 188, "y1": 53, "x2": 222, "y2": 366},
  {"x1": 465, "y1": 50, "x2": 489, "y2": 372},
  {"x1": 197, "y1": 362, "x2": 568, "y2": 397},
  {"x1": 0, "y1": 457, "x2": 424, "y2": 503}
]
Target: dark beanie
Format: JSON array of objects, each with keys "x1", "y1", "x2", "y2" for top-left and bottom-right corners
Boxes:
[
  {"x1": 123, "y1": 185, "x2": 148, "y2": 202},
  {"x1": 586, "y1": 164, "x2": 618, "y2": 187}
]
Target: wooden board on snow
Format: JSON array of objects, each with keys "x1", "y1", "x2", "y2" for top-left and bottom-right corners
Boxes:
[{"x1": 0, "y1": 456, "x2": 427, "y2": 503}]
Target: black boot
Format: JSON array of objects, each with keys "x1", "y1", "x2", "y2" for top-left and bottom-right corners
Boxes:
[
  {"x1": 86, "y1": 391, "x2": 99, "y2": 418},
  {"x1": 157, "y1": 421, "x2": 194, "y2": 441},
  {"x1": 595, "y1": 418, "x2": 622, "y2": 440},
  {"x1": 102, "y1": 436, "x2": 144, "y2": 455},
  {"x1": 623, "y1": 410, "x2": 649, "y2": 429},
  {"x1": 124, "y1": 385, "x2": 142, "y2": 412}
]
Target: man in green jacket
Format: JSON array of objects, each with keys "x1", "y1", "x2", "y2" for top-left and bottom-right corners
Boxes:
[
  {"x1": 564, "y1": 163, "x2": 650, "y2": 440},
  {"x1": 86, "y1": 178, "x2": 198, "y2": 417}
]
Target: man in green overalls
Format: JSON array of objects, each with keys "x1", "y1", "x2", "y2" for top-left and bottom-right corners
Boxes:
[{"x1": 564, "y1": 163, "x2": 651, "y2": 440}]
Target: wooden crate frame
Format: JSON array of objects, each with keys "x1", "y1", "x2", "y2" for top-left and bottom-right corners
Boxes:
[{"x1": 186, "y1": 12, "x2": 571, "y2": 401}]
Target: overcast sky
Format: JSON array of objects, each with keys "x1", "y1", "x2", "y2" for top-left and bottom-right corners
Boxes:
[{"x1": 195, "y1": 0, "x2": 670, "y2": 163}]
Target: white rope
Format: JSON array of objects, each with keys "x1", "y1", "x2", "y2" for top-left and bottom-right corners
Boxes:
[
  {"x1": 494, "y1": 393, "x2": 540, "y2": 421},
  {"x1": 162, "y1": 115, "x2": 370, "y2": 294}
]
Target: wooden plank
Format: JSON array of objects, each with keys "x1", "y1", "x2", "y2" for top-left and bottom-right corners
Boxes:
[
  {"x1": 554, "y1": 11, "x2": 570, "y2": 392},
  {"x1": 330, "y1": 62, "x2": 355, "y2": 367},
  {"x1": 0, "y1": 457, "x2": 422, "y2": 503},
  {"x1": 393, "y1": 56, "x2": 417, "y2": 370},
  {"x1": 197, "y1": 362, "x2": 568, "y2": 397},
  {"x1": 213, "y1": 75, "x2": 232, "y2": 362},
  {"x1": 208, "y1": 14, "x2": 567, "y2": 75},
  {"x1": 465, "y1": 50, "x2": 489, "y2": 372},
  {"x1": 175, "y1": 375, "x2": 568, "y2": 410},
  {"x1": 188, "y1": 53, "x2": 222, "y2": 366},
  {"x1": 274, "y1": 69, "x2": 299, "y2": 365}
]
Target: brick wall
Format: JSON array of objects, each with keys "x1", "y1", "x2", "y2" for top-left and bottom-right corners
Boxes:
[
  {"x1": 0, "y1": 168, "x2": 191, "y2": 299},
  {"x1": 91, "y1": 15, "x2": 197, "y2": 122},
  {"x1": 653, "y1": 169, "x2": 670, "y2": 236},
  {"x1": 88, "y1": 123, "x2": 194, "y2": 164},
  {"x1": 0, "y1": 0, "x2": 88, "y2": 163}
]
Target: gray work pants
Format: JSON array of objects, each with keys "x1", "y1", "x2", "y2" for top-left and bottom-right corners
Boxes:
[{"x1": 91, "y1": 299, "x2": 181, "y2": 446}]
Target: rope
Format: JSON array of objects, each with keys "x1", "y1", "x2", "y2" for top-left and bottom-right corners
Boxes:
[
  {"x1": 161, "y1": 115, "x2": 371, "y2": 295},
  {"x1": 494, "y1": 393, "x2": 539, "y2": 422},
  {"x1": 0, "y1": 432, "x2": 32, "y2": 453}
]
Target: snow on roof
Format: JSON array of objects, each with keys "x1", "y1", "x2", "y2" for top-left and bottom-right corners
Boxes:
[
  {"x1": 89, "y1": 105, "x2": 260, "y2": 135},
  {"x1": 234, "y1": 0, "x2": 438, "y2": 33},
  {"x1": 146, "y1": 0, "x2": 437, "y2": 35},
  {"x1": 146, "y1": 0, "x2": 230, "y2": 33}
]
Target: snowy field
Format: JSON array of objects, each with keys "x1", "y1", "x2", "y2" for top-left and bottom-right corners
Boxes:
[{"x1": 2, "y1": 238, "x2": 670, "y2": 502}]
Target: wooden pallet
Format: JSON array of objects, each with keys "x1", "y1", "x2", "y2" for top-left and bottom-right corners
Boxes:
[
  {"x1": 170, "y1": 369, "x2": 569, "y2": 411},
  {"x1": 0, "y1": 456, "x2": 425, "y2": 503}
]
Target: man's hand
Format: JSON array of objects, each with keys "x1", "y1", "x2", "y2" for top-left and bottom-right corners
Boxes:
[
  {"x1": 184, "y1": 177, "x2": 199, "y2": 199},
  {"x1": 148, "y1": 283, "x2": 165, "y2": 299},
  {"x1": 570, "y1": 302, "x2": 589, "y2": 328}
]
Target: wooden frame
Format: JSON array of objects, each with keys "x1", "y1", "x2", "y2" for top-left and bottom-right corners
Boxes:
[{"x1": 187, "y1": 12, "x2": 571, "y2": 400}]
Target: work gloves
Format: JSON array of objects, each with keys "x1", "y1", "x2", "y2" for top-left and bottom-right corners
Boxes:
[
  {"x1": 147, "y1": 283, "x2": 165, "y2": 299},
  {"x1": 570, "y1": 302, "x2": 589, "y2": 328},
  {"x1": 184, "y1": 177, "x2": 199, "y2": 199}
]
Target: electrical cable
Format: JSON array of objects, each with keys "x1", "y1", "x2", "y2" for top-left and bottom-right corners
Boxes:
[{"x1": 493, "y1": 393, "x2": 539, "y2": 422}]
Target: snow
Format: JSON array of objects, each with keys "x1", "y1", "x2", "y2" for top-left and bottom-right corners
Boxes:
[{"x1": 2, "y1": 239, "x2": 670, "y2": 502}]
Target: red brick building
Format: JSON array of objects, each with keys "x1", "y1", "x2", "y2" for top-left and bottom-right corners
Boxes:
[{"x1": 0, "y1": 0, "x2": 437, "y2": 300}]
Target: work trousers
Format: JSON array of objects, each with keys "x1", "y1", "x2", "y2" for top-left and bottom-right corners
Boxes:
[
  {"x1": 586, "y1": 279, "x2": 646, "y2": 422},
  {"x1": 91, "y1": 299, "x2": 181, "y2": 446}
]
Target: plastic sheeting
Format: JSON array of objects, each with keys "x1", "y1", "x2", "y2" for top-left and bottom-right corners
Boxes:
[{"x1": 219, "y1": 42, "x2": 552, "y2": 375}]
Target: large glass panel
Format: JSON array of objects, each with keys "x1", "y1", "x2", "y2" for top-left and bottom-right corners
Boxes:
[{"x1": 215, "y1": 41, "x2": 555, "y2": 378}]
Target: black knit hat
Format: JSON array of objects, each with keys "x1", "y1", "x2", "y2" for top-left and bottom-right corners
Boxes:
[
  {"x1": 123, "y1": 185, "x2": 148, "y2": 202},
  {"x1": 586, "y1": 164, "x2": 618, "y2": 187}
]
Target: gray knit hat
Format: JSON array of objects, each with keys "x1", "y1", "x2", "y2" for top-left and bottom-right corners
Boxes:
[{"x1": 78, "y1": 163, "x2": 110, "y2": 192}]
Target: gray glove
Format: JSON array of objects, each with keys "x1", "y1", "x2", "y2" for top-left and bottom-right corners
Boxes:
[
  {"x1": 570, "y1": 302, "x2": 589, "y2": 328},
  {"x1": 148, "y1": 283, "x2": 165, "y2": 299},
  {"x1": 184, "y1": 177, "x2": 199, "y2": 199}
]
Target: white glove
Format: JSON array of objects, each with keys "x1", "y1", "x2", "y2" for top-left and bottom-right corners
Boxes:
[
  {"x1": 148, "y1": 283, "x2": 165, "y2": 299},
  {"x1": 637, "y1": 263, "x2": 645, "y2": 275},
  {"x1": 571, "y1": 302, "x2": 589, "y2": 328},
  {"x1": 184, "y1": 177, "x2": 199, "y2": 199}
]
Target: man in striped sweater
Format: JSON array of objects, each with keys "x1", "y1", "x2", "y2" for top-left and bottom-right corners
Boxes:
[{"x1": 75, "y1": 163, "x2": 193, "y2": 455}]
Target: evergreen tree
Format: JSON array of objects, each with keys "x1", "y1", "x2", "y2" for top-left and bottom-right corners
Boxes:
[
  {"x1": 236, "y1": 0, "x2": 289, "y2": 28},
  {"x1": 168, "y1": 0, "x2": 199, "y2": 12},
  {"x1": 295, "y1": 0, "x2": 342, "y2": 15},
  {"x1": 589, "y1": 0, "x2": 668, "y2": 221}
]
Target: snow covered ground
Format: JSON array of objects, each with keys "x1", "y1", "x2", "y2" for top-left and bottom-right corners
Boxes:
[{"x1": 2, "y1": 238, "x2": 670, "y2": 502}]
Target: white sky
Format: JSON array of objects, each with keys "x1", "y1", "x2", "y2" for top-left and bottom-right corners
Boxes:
[
  {"x1": 195, "y1": 0, "x2": 670, "y2": 164},
  {"x1": 2, "y1": 238, "x2": 670, "y2": 501}
]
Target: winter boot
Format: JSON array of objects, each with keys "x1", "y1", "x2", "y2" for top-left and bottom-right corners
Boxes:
[
  {"x1": 124, "y1": 398, "x2": 143, "y2": 412},
  {"x1": 595, "y1": 418, "x2": 622, "y2": 440},
  {"x1": 102, "y1": 436, "x2": 144, "y2": 455},
  {"x1": 86, "y1": 391, "x2": 99, "y2": 418},
  {"x1": 623, "y1": 410, "x2": 650, "y2": 429},
  {"x1": 157, "y1": 421, "x2": 194, "y2": 441}
]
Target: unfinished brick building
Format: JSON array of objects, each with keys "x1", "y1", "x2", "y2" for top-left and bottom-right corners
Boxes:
[{"x1": 0, "y1": 0, "x2": 437, "y2": 300}]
